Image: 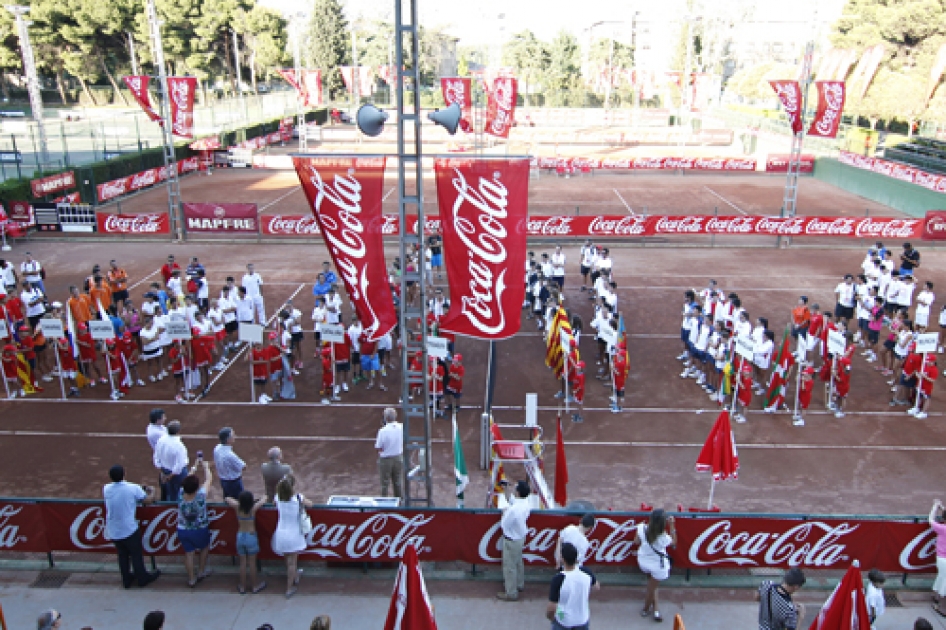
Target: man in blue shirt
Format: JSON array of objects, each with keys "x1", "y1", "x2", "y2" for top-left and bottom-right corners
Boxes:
[
  {"x1": 322, "y1": 261, "x2": 338, "y2": 286},
  {"x1": 312, "y1": 272, "x2": 332, "y2": 297},
  {"x1": 103, "y1": 464, "x2": 161, "y2": 588}
]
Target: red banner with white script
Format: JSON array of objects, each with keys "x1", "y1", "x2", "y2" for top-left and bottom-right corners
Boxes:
[
  {"x1": 183, "y1": 203, "x2": 257, "y2": 233},
  {"x1": 531, "y1": 156, "x2": 759, "y2": 172},
  {"x1": 768, "y1": 80, "x2": 803, "y2": 134},
  {"x1": 434, "y1": 157, "x2": 530, "y2": 339},
  {"x1": 485, "y1": 77, "x2": 517, "y2": 138},
  {"x1": 440, "y1": 77, "x2": 473, "y2": 133},
  {"x1": 96, "y1": 212, "x2": 170, "y2": 235},
  {"x1": 764, "y1": 154, "x2": 815, "y2": 173},
  {"x1": 97, "y1": 157, "x2": 200, "y2": 202},
  {"x1": 0, "y1": 500, "x2": 939, "y2": 574},
  {"x1": 838, "y1": 150, "x2": 946, "y2": 194},
  {"x1": 167, "y1": 77, "x2": 197, "y2": 138},
  {"x1": 303, "y1": 70, "x2": 323, "y2": 106},
  {"x1": 293, "y1": 156, "x2": 397, "y2": 341},
  {"x1": 123, "y1": 76, "x2": 161, "y2": 122},
  {"x1": 923, "y1": 211, "x2": 946, "y2": 241},
  {"x1": 808, "y1": 81, "x2": 846, "y2": 138},
  {"x1": 31, "y1": 171, "x2": 76, "y2": 198}
]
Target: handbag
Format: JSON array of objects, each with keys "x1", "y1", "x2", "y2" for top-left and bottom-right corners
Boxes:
[{"x1": 297, "y1": 494, "x2": 312, "y2": 535}]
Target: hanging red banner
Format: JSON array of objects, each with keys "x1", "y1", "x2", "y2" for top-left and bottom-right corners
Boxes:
[
  {"x1": 303, "y1": 70, "x2": 322, "y2": 106},
  {"x1": 485, "y1": 77, "x2": 518, "y2": 138},
  {"x1": 293, "y1": 156, "x2": 397, "y2": 341},
  {"x1": 434, "y1": 157, "x2": 530, "y2": 339},
  {"x1": 807, "y1": 81, "x2": 846, "y2": 138},
  {"x1": 167, "y1": 77, "x2": 197, "y2": 138},
  {"x1": 277, "y1": 68, "x2": 302, "y2": 93},
  {"x1": 378, "y1": 65, "x2": 396, "y2": 86},
  {"x1": 768, "y1": 80, "x2": 803, "y2": 134},
  {"x1": 440, "y1": 77, "x2": 473, "y2": 133},
  {"x1": 122, "y1": 76, "x2": 161, "y2": 122}
]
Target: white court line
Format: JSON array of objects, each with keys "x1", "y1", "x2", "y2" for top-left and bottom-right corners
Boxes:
[
  {"x1": 127, "y1": 268, "x2": 161, "y2": 291},
  {"x1": 257, "y1": 188, "x2": 300, "y2": 214},
  {"x1": 703, "y1": 186, "x2": 747, "y2": 215},
  {"x1": 613, "y1": 189, "x2": 634, "y2": 215},
  {"x1": 382, "y1": 188, "x2": 395, "y2": 202}
]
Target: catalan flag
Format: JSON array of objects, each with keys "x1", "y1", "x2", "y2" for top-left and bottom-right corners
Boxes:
[
  {"x1": 16, "y1": 353, "x2": 35, "y2": 395},
  {"x1": 545, "y1": 307, "x2": 575, "y2": 379}
]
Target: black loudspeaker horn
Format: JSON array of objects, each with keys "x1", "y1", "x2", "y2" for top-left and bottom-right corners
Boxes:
[
  {"x1": 427, "y1": 102, "x2": 461, "y2": 135},
  {"x1": 356, "y1": 104, "x2": 389, "y2": 137}
]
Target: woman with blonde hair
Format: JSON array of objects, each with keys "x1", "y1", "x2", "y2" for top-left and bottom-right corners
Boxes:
[{"x1": 271, "y1": 475, "x2": 313, "y2": 598}]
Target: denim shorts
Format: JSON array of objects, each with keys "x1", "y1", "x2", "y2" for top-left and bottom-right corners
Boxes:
[
  {"x1": 236, "y1": 531, "x2": 260, "y2": 556},
  {"x1": 177, "y1": 527, "x2": 210, "y2": 553}
]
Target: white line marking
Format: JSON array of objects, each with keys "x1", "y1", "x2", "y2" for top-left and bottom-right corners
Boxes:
[
  {"x1": 382, "y1": 188, "x2": 395, "y2": 202},
  {"x1": 128, "y1": 268, "x2": 161, "y2": 291},
  {"x1": 257, "y1": 188, "x2": 300, "y2": 214},
  {"x1": 703, "y1": 186, "x2": 747, "y2": 215},
  {"x1": 614, "y1": 189, "x2": 634, "y2": 215}
]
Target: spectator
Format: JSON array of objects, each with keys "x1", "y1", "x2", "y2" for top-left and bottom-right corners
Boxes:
[
  {"x1": 146, "y1": 408, "x2": 168, "y2": 500},
  {"x1": 20, "y1": 252, "x2": 44, "y2": 293},
  {"x1": 375, "y1": 408, "x2": 403, "y2": 498},
  {"x1": 929, "y1": 499, "x2": 946, "y2": 615},
  {"x1": 546, "y1": 542, "x2": 599, "y2": 630},
  {"x1": 272, "y1": 476, "x2": 313, "y2": 598},
  {"x1": 21, "y1": 280, "x2": 45, "y2": 330},
  {"x1": 312, "y1": 272, "x2": 332, "y2": 297},
  {"x1": 143, "y1": 611, "x2": 165, "y2": 630},
  {"x1": 186, "y1": 256, "x2": 205, "y2": 278},
  {"x1": 0, "y1": 258, "x2": 16, "y2": 293},
  {"x1": 36, "y1": 609, "x2": 62, "y2": 630},
  {"x1": 214, "y1": 427, "x2": 246, "y2": 500},
  {"x1": 177, "y1": 458, "x2": 213, "y2": 588},
  {"x1": 311, "y1": 616, "x2": 331, "y2": 630},
  {"x1": 756, "y1": 568, "x2": 806, "y2": 630},
  {"x1": 321, "y1": 261, "x2": 337, "y2": 286},
  {"x1": 915, "y1": 619, "x2": 933, "y2": 630},
  {"x1": 555, "y1": 513, "x2": 595, "y2": 567},
  {"x1": 224, "y1": 490, "x2": 267, "y2": 594},
  {"x1": 154, "y1": 420, "x2": 189, "y2": 501},
  {"x1": 900, "y1": 242, "x2": 921, "y2": 277},
  {"x1": 633, "y1": 508, "x2": 677, "y2": 622},
  {"x1": 865, "y1": 568, "x2": 885, "y2": 626},
  {"x1": 496, "y1": 480, "x2": 531, "y2": 602},
  {"x1": 103, "y1": 464, "x2": 161, "y2": 588},
  {"x1": 160, "y1": 255, "x2": 180, "y2": 286},
  {"x1": 108, "y1": 259, "x2": 129, "y2": 307},
  {"x1": 66, "y1": 285, "x2": 93, "y2": 326},
  {"x1": 242, "y1": 263, "x2": 265, "y2": 324},
  {"x1": 261, "y1": 447, "x2": 293, "y2": 503}
]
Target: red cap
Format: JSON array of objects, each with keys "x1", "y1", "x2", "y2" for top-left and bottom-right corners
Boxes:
[
  {"x1": 268, "y1": 331, "x2": 278, "y2": 340},
  {"x1": 77, "y1": 323, "x2": 88, "y2": 331},
  {"x1": 122, "y1": 330, "x2": 132, "y2": 340},
  {"x1": 453, "y1": 354, "x2": 462, "y2": 362},
  {"x1": 803, "y1": 366, "x2": 815, "y2": 375},
  {"x1": 577, "y1": 361, "x2": 585, "y2": 369},
  {"x1": 18, "y1": 324, "x2": 29, "y2": 331}
]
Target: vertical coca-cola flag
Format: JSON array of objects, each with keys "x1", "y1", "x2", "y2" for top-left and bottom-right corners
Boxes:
[
  {"x1": 303, "y1": 69, "x2": 322, "y2": 106},
  {"x1": 768, "y1": 80, "x2": 803, "y2": 134},
  {"x1": 807, "y1": 81, "x2": 845, "y2": 138},
  {"x1": 485, "y1": 77, "x2": 517, "y2": 138},
  {"x1": 277, "y1": 68, "x2": 302, "y2": 93},
  {"x1": 123, "y1": 76, "x2": 161, "y2": 122},
  {"x1": 434, "y1": 157, "x2": 529, "y2": 339},
  {"x1": 340, "y1": 66, "x2": 354, "y2": 93},
  {"x1": 440, "y1": 77, "x2": 473, "y2": 133},
  {"x1": 378, "y1": 65, "x2": 396, "y2": 86},
  {"x1": 166, "y1": 77, "x2": 197, "y2": 138},
  {"x1": 293, "y1": 156, "x2": 396, "y2": 341}
]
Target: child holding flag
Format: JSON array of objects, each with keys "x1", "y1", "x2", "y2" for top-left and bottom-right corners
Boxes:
[
  {"x1": 831, "y1": 344, "x2": 854, "y2": 418},
  {"x1": 792, "y1": 365, "x2": 815, "y2": 427},
  {"x1": 571, "y1": 361, "x2": 586, "y2": 423},
  {"x1": 910, "y1": 356, "x2": 937, "y2": 419},
  {"x1": 2, "y1": 341, "x2": 21, "y2": 397},
  {"x1": 56, "y1": 337, "x2": 80, "y2": 397},
  {"x1": 319, "y1": 345, "x2": 335, "y2": 405},
  {"x1": 611, "y1": 345, "x2": 628, "y2": 413},
  {"x1": 446, "y1": 354, "x2": 465, "y2": 412}
]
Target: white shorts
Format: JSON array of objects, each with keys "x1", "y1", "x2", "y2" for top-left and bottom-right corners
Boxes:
[
  {"x1": 638, "y1": 554, "x2": 670, "y2": 581},
  {"x1": 916, "y1": 309, "x2": 930, "y2": 328},
  {"x1": 806, "y1": 335, "x2": 822, "y2": 353},
  {"x1": 141, "y1": 348, "x2": 162, "y2": 361}
]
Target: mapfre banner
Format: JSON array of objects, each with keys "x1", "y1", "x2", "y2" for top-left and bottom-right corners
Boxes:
[
  {"x1": 123, "y1": 76, "x2": 161, "y2": 122},
  {"x1": 1, "y1": 500, "x2": 940, "y2": 574},
  {"x1": 183, "y1": 203, "x2": 258, "y2": 233},
  {"x1": 768, "y1": 80, "x2": 803, "y2": 134},
  {"x1": 440, "y1": 77, "x2": 473, "y2": 133},
  {"x1": 293, "y1": 156, "x2": 396, "y2": 341},
  {"x1": 30, "y1": 171, "x2": 76, "y2": 197},
  {"x1": 485, "y1": 77, "x2": 517, "y2": 138},
  {"x1": 808, "y1": 81, "x2": 845, "y2": 138},
  {"x1": 167, "y1": 77, "x2": 197, "y2": 138},
  {"x1": 434, "y1": 157, "x2": 530, "y2": 339},
  {"x1": 923, "y1": 211, "x2": 946, "y2": 241}
]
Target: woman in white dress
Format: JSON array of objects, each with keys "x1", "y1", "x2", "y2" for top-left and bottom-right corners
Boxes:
[
  {"x1": 633, "y1": 509, "x2": 677, "y2": 622},
  {"x1": 271, "y1": 476, "x2": 313, "y2": 598}
]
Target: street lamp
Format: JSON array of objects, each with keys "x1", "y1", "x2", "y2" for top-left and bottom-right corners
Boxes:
[{"x1": 6, "y1": 5, "x2": 49, "y2": 168}]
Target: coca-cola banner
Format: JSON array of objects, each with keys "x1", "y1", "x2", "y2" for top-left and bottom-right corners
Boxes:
[
  {"x1": 52, "y1": 192, "x2": 81, "y2": 204},
  {"x1": 96, "y1": 212, "x2": 170, "y2": 235},
  {"x1": 531, "y1": 156, "x2": 758, "y2": 172},
  {"x1": 303, "y1": 70, "x2": 322, "y2": 106},
  {"x1": 807, "y1": 81, "x2": 846, "y2": 138},
  {"x1": 182, "y1": 203, "x2": 257, "y2": 233},
  {"x1": 434, "y1": 157, "x2": 530, "y2": 339},
  {"x1": 765, "y1": 154, "x2": 815, "y2": 173},
  {"x1": 923, "y1": 211, "x2": 946, "y2": 241},
  {"x1": 768, "y1": 80, "x2": 803, "y2": 134},
  {"x1": 292, "y1": 156, "x2": 397, "y2": 341},
  {"x1": 167, "y1": 77, "x2": 197, "y2": 138},
  {"x1": 97, "y1": 158, "x2": 200, "y2": 203},
  {"x1": 122, "y1": 76, "x2": 161, "y2": 122},
  {"x1": 485, "y1": 77, "x2": 517, "y2": 138},
  {"x1": 340, "y1": 66, "x2": 374, "y2": 96},
  {"x1": 1, "y1": 500, "x2": 940, "y2": 574},
  {"x1": 31, "y1": 171, "x2": 76, "y2": 198},
  {"x1": 440, "y1": 77, "x2": 473, "y2": 133},
  {"x1": 838, "y1": 150, "x2": 946, "y2": 194},
  {"x1": 276, "y1": 68, "x2": 302, "y2": 93}
]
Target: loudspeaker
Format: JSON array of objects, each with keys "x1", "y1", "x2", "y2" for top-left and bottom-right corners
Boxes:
[
  {"x1": 428, "y1": 103, "x2": 461, "y2": 135},
  {"x1": 356, "y1": 104, "x2": 388, "y2": 137}
]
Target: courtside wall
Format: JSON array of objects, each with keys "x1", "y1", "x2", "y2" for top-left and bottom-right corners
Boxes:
[{"x1": 814, "y1": 157, "x2": 946, "y2": 218}]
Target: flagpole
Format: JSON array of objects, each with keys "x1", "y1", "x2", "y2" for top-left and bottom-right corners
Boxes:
[
  {"x1": 915, "y1": 352, "x2": 928, "y2": 412},
  {"x1": 730, "y1": 359, "x2": 741, "y2": 416},
  {"x1": 707, "y1": 477, "x2": 716, "y2": 510},
  {"x1": 53, "y1": 345, "x2": 66, "y2": 399},
  {"x1": 104, "y1": 346, "x2": 117, "y2": 400},
  {"x1": 792, "y1": 356, "x2": 804, "y2": 420},
  {"x1": 1, "y1": 354, "x2": 10, "y2": 399}
]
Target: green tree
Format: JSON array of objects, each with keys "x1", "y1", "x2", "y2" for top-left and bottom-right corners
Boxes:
[
  {"x1": 502, "y1": 30, "x2": 548, "y2": 105},
  {"x1": 305, "y1": 0, "x2": 348, "y2": 99},
  {"x1": 0, "y1": 11, "x2": 21, "y2": 101},
  {"x1": 234, "y1": 6, "x2": 288, "y2": 94},
  {"x1": 543, "y1": 31, "x2": 580, "y2": 105}
]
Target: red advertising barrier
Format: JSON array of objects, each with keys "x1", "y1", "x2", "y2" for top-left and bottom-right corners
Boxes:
[
  {"x1": 531, "y1": 156, "x2": 759, "y2": 172},
  {"x1": 923, "y1": 210, "x2": 946, "y2": 241},
  {"x1": 839, "y1": 151, "x2": 946, "y2": 194},
  {"x1": 96, "y1": 212, "x2": 170, "y2": 235},
  {"x1": 31, "y1": 171, "x2": 76, "y2": 197},
  {"x1": 230, "y1": 131, "x2": 286, "y2": 152},
  {"x1": 263, "y1": 213, "x2": 924, "y2": 240},
  {"x1": 52, "y1": 192, "x2": 81, "y2": 204},
  {"x1": 8, "y1": 201, "x2": 31, "y2": 222},
  {"x1": 97, "y1": 157, "x2": 201, "y2": 203},
  {"x1": 0, "y1": 500, "x2": 936, "y2": 573},
  {"x1": 764, "y1": 154, "x2": 816, "y2": 173},
  {"x1": 182, "y1": 202, "x2": 258, "y2": 233}
]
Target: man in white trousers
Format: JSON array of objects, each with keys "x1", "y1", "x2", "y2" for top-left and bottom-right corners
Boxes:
[{"x1": 242, "y1": 263, "x2": 265, "y2": 325}]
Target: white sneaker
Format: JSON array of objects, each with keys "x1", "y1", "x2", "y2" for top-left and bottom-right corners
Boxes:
[
  {"x1": 88, "y1": 380, "x2": 95, "y2": 388},
  {"x1": 258, "y1": 394, "x2": 270, "y2": 405},
  {"x1": 136, "y1": 379, "x2": 145, "y2": 387},
  {"x1": 679, "y1": 370, "x2": 690, "y2": 378},
  {"x1": 321, "y1": 397, "x2": 330, "y2": 405},
  {"x1": 676, "y1": 353, "x2": 688, "y2": 361},
  {"x1": 18, "y1": 390, "x2": 25, "y2": 397},
  {"x1": 735, "y1": 414, "x2": 746, "y2": 424},
  {"x1": 708, "y1": 392, "x2": 718, "y2": 400},
  {"x1": 149, "y1": 375, "x2": 156, "y2": 383},
  {"x1": 696, "y1": 375, "x2": 705, "y2": 385},
  {"x1": 214, "y1": 363, "x2": 225, "y2": 371},
  {"x1": 835, "y1": 411, "x2": 845, "y2": 418},
  {"x1": 342, "y1": 383, "x2": 349, "y2": 392},
  {"x1": 334, "y1": 385, "x2": 340, "y2": 395},
  {"x1": 907, "y1": 407, "x2": 919, "y2": 416},
  {"x1": 41, "y1": 374, "x2": 53, "y2": 382},
  {"x1": 916, "y1": 412, "x2": 928, "y2": 419},
  {"x1": 792, "y1": 417, "x2": 805, "y2": 426}
]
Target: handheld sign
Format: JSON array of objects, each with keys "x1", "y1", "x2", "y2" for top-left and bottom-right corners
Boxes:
[
  {"x1": 916, "y1": 332, "x2": 939, "y2": 354},
  {"x1": 0, "y1": 319, "x2": 7, "y2": 340},
  {"x1": 320, "y1": 323, "x2": 346, "y2": 344},
  {"x1": 426, "y1": 336, "x2": 449, "y2": 359},
  {"x1": 165, "y1": 319, "x2": 192, "y2": 341},
  {"x1": 559, "y1": 329, "x2": 571, "y2": 351},
  {"x1": 89, "y1": 320, "x2": 116, "y2": 341},
  {"x1": 40, "y1": 319, "x2": 64, "y2": 339},
  {"x1": 599, "y1": 324, "x2": 618, "y2": 347},
  {"x1": 238, "y1": 323, "x2": 263, "y2": 345},
  {"x1": 735, "y1": 336, "x2": 755, "y2": 360},
  {"x1": 827, "y1": 329, "x2": 846, "y2": 356}
]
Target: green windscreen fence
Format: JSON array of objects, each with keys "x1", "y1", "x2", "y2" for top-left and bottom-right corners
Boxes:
[{"x1": 814, "y1": 157, "x2": 946, "y2": 218}]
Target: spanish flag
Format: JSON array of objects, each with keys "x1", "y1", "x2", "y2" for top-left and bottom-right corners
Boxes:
[
  {"x1": 545, "y1": 307, "x2": 575, "y2": 379},
  {"x1": 16, "y1": 353, "x2": 35, "y2": 395}
]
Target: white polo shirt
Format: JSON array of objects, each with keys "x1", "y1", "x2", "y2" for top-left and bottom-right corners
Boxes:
[
  {"x1": 500, "y1": 496, "x2": 531, "y2": 541},
  {"x1": 835, "y1": 282, "x2": 855, "y2": 308},
  {"x1": 242, "y1": 273, "x2": 263, "y2": 298},
  {"x1": 560, "y1": 525, "x2": 590, "y2": 565},
  {"x1": 375, "y1": 421, "x2": 403, "y2": 458}
]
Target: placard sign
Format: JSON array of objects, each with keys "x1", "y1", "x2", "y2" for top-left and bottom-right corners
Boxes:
[
  {"x1": 238, "y1": 323, "x2": 263, "y2": 345},
  {"x1": 599, "y1": 325, "x2": 618, "y2": 347},
  {"x1": 40, "y1": 319, "x2": 64, "y2": 339},
  {"x1": 735, "y1": 336, "x2": 755, "y2": 360},
  {"x1": 88, "y1": 320, "x2": 115, "y2": 341},
  {"x1": 320, "y1": 323, "x2": 346, "y2": 344},
  {"x1": 915, "y1": 332, "x2": 939, "y2": 354},
  {"x1": 165, "y1": 320, "x2": 192, "y2": 341},
  {"x1": 426, "y1": 336, "x2": 449, "y2": 359},
  {"x1": 827, "y1": 330, "x2": 846, "y2": 357},
  {"x1": 0, "y1": 319, "x2": 8, "y2": 339}
]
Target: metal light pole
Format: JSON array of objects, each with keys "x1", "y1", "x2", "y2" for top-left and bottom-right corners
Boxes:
[
  {"x1": 232, "y1": 29, "x2": 245, "y2": 115},
  {"x1": 6, "y1": 6, "x2": 48, "y2": 168},
  {"x1": 127, "y1": 31, "x2": 140, "y2": 76},
  {"x1": 290, "y1": 12, "x2": 307, "y2": 150},
  {"x1": 350, "y1": 26, "x2": 360, "y2": 112}
]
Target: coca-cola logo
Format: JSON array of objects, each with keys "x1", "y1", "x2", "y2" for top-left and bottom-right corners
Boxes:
[
  {"x1": 665, "y1": 157, "x2": 694, "y2": 169},
  {"x1": 444, "y1": 80, "x2": 467, "y2": 107},
  {"x1": 492, "y1": 79, "x2": 514, "y2": 111},
  {"x1": 899, "y1": 529, "x2": 937, "y2": 570},
  {"x1": 266, "y1": 215, "x2": 322, "y2": 236},
  {"x1": 706, "y1": 216, "x2": 754, "y2": 233},
  {"x1": 724, "y1": 159, "x2": 756, "y2": 170},
  {"x1": 804, "y1": 217, "x2": 855, "y2": 236},
  {"x1": 587, "y1": 215, "x2": 647, "y2": 236},
  {"x1": 632, "y1": 158, "x2": 665, "y2": 169},
  {"x1": 527, "y1": 216, "x2": 574, "y2": 236},
  {"x1": 381, "y1": 215, "x2": 399, "y2": 235},
  {"x1": 600, "y1": 158, "x2": 632, "y2": 169},
  {"x1": 130, "y1": 169, "x2": 157, "y2": 190},
  {"x1": 126, "y1": 76, "x2": 142, "y2": 92},
  {"x1": 695, "y1": 158, "x2": 725, "y2": 170},
  {"x1": 102, "y1": 213, "x2": 167, "y2": 234},
  {"x1": 100, "y1": 178, "x2": 129, "y2": 201},
  {"x1": 854, "y1": 218, "x2": 920, "y2": 239},
  {"x1": 169, "y1": 78, "x2": 194, "y2": 136},
  {"x1": 688, "y1": 520, "x2": 856, "y2": 568},
  {"x1": 814, "y1": 82, "x2": 844, "y2": 135},
  {"x1": 0, "y1": 505, "x2": 27, "y2": 548},
  {"x1": 655, "y1": 216, "x2": 705, "y2": 233},
  {"x1": 755, "y1": 217, "x2": 805, "y2": 236},
  {"x1": 302, "y1": 512, "x2": 433, "y2": 559},
  {"x1": 69, "y1": 506, "x2": 227, "y2": 553},
  {"x1": 914, "y1": 171, "x2": 945, "y2": 191},
  {"x1": 772, "y1": 82, "x2": 799, "y2": 114},
  {"x1": 478, "y1": 518, "x2": 640, "y2": 563}
]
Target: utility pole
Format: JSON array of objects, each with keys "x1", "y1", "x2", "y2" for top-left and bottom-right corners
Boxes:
[
  {"x1": 351, "y1": 26, "x2": 360, "y2": 113},
  {"x1": 232, "y1": 28, "x2": 245, "y2": 112},
  {"x1": 6, "y1": 5, "x2": 48, "y2": 168},
  {"x1": 291, "y1": 13, "x2": 306, "y2": 151},
  {"x1": 127, "y1": 31, "x2": 140, "y2": 76}
]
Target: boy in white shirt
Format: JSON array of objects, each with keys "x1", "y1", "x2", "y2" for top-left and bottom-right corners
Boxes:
[
  {"x1": 347, "y1": 314, "x2": 364, "y2": 384},
  {"x1": 834, "y1": 274, "x2": 856, "y2": 331},
  {"x1": 678, "y1": 291, "x2": 697, "y2": 362},
  {"x1": 915, "y1": 281, "x2": 935, "y2": 331},
  {"x1": 579, "y1": 241, "x2": 598, "y2": 292},
  {"x1": 550, "y1": 246, "x2": 566, "y2": 289},
  {"x1": 325, "y1": 288, "x2": 342, "y2": 325},
  {"x1": 865, "y1": 568, "x2": 885, "y2": 628},
  {"x1": 899, "y1": 275, "x2": 916, "y2": 313},
  {"x1": 884, "y1": 271, "x2": 902, "y2": 316}
]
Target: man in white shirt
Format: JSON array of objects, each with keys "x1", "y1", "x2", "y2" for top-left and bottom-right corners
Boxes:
[
  {"x1": 20, "y1": 252, "x2": 44, "y2": 293},
  {"x1": 348, "y1": 314, "x2": 364, "y2": 383},
  {"x1": 555, "y1": 514, "x2": 596, "y2": 567},
  {"x1": 834, "y1": 274, "x2": 857, "y2": 331},
  {"x1": 146, "y1": 408, "x2": 168, "y2": 500},
  {"x1": 547, "y1": 542, "x2": 599, "y2": 629},
  {"x1": 884, "y1": 271, "x2": 903, "y2": 316},
  {"x1": 375, "y1": 408, "x2": 403, "y2": 498},
  {"x1": 497, "y1": 480, "x2": 532, "y2": 601},
  {"x1": 551, "y1": 246, "x2": 566, "y2": 289},
  {"x1": 0, "y1": 258, "x2": 16, "y2": 294},
  {"x1": 154, "y1": 420, "x2": 189, "y2": 501},
  {"x1": 21, "y1": 280, "x2": 45, "y2": 329},
  {"x1": 166, "y1": 270, "x2": 183, "y2": 305},
  {"x1": 540, "y1": 253, "x2": 553, "y2": 279},
  {"x1": 233, "y1": 287, "x2": 255, "y2": 328},
  {"x1": 579, "y1": 241, "x2": 597, "y2": 292},
  {"x1": 242, "y1": 263, "x2": 265, "y2": 324}
]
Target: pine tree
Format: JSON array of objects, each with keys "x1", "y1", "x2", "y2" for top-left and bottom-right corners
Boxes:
[{"x1": 305, "y1": 0, "x2": 348, "y2": 100}]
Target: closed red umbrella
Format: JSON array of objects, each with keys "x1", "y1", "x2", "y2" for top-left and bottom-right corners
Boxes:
[
  {"x1": 383, "y1": 544, "x2": 438, "y2": 630},
  {"x1": 695, "y1": 409, "x2": 739, "y2": 509},
  {"x1": 809, "y1": 561, "x2": 871, "y2": 630}
]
